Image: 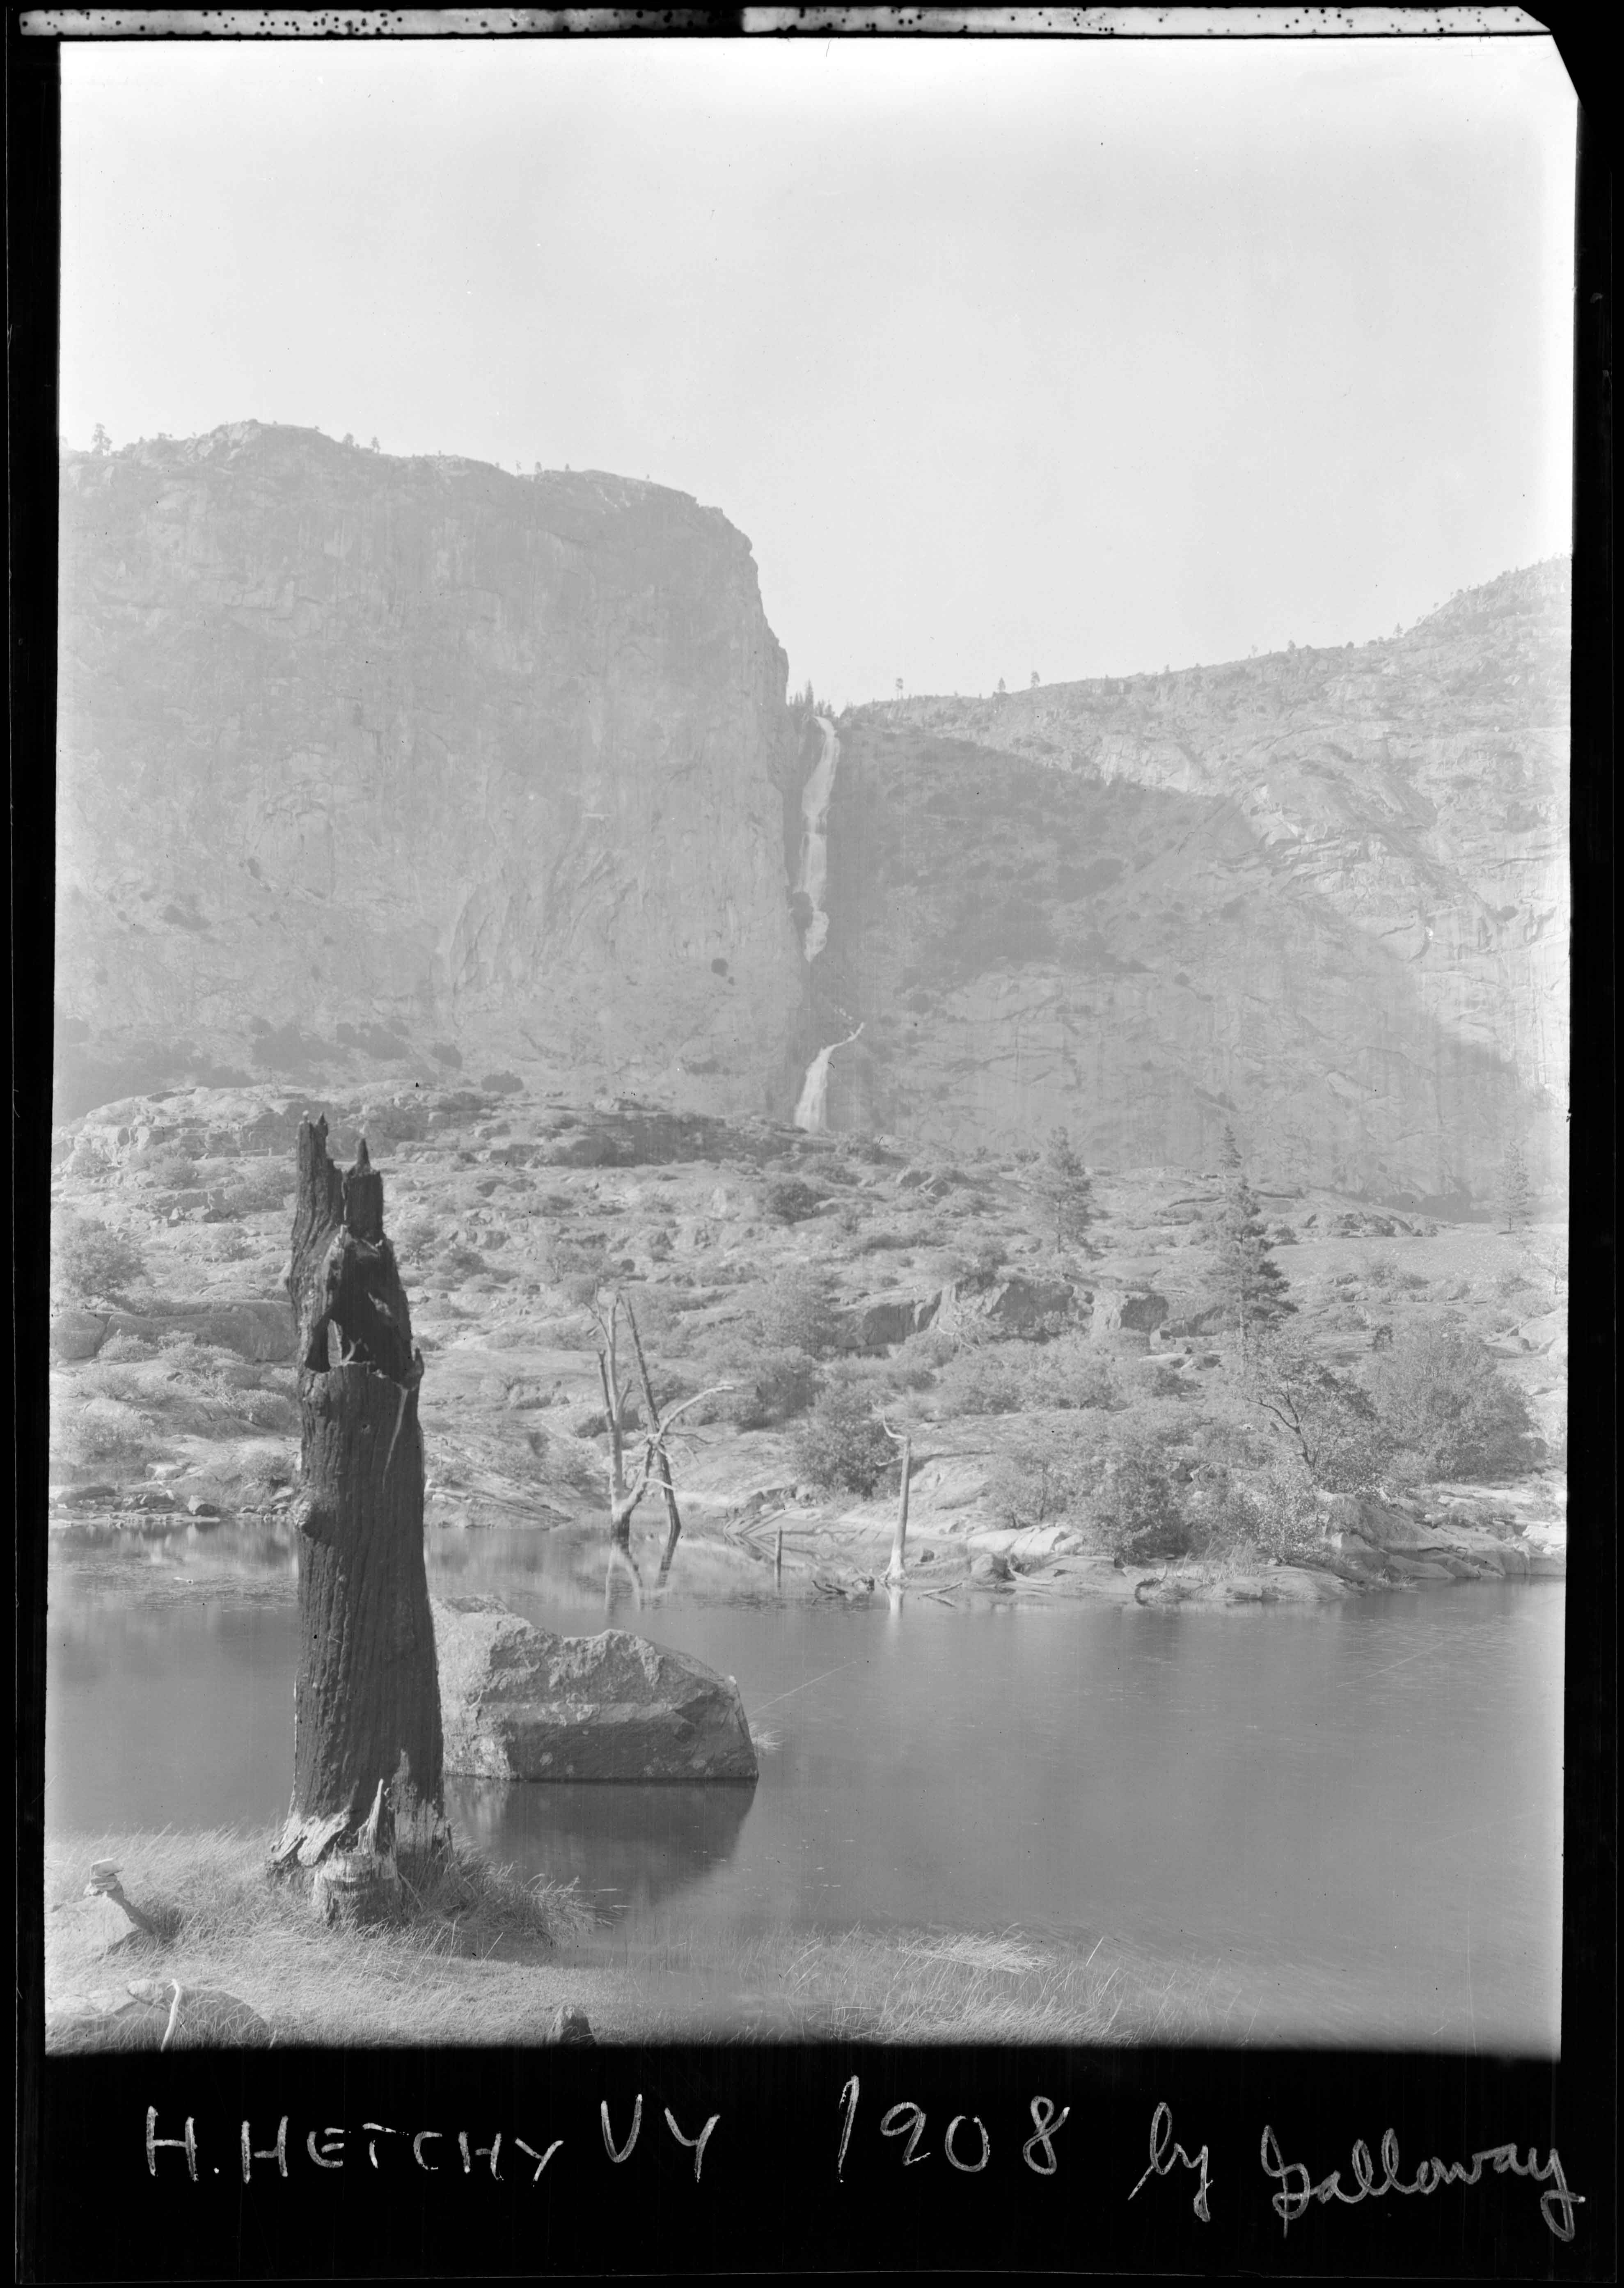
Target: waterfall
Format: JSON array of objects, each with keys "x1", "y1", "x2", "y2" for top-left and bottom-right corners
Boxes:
[
  {"x1": 795, "y1": 714, "x2": 840, "y2": 963},
  {"x1": 794, "y1": 1021, "x2": 863, "y2": 1133},
  {"x1": 791, "y1": 715, "x2": 858, "y2": 1131}
]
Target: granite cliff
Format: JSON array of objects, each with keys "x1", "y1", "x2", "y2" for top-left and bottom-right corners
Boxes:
[
  {"x1": 807, "y1": 563, "x2": 1568, "y2": 1209},
  {"x1": 55, "y1": 424, "x2": 806, "y2": 1121},
  {"x1": 54, "y1": 425, "x2": 1566, "y2": 1207}
]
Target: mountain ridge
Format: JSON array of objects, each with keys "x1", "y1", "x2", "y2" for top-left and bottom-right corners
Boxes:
[{"x1": 53, "y1": 425, "x2": 1567, "y2": 1206}]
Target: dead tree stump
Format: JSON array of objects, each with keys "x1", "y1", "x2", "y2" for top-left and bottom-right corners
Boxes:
[{"x1": 271, "y1": 1119, "x2": 445, "y2": 1919}]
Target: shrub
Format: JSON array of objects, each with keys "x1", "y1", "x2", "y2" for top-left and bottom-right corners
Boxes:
[
  {"x1": 936, "y1": 1335, "x2": 1119, "y2": 1417},
  {"x1": 53, "y1": 1215, "x2": 146, "y2": 1303},
  {"x1": 764, "y1": 1177, "x2": 825, "y2": 1225},
  {"x1": 65, "y1": 1138, "x2": 114, "y2": 1181},
  {"x1": 699, "y1": 1342, "x2": 823, "y2": 1429},
  {"x1": 873, "y1": 1341, "x2": 940, "y2": 1395},
  {"x1": 1253, "y1": 1338, "x2": 1384, "y2": 1491},
  {"x1": 855, "y1": 1228, "x2": 909, "y2": 1254},
  {"x1": 792, "y1": 1381, "x2": 897, "y2": 1495},
  {"x1": 80, "y1": 1363, "x2": 151, "y2": 1407},
  {"x1": 748, "y1": 1266, "x2": 843, "y2": 1359},
  {"x1": 1207, "y1": 1455, "x2": 1323, "y2": 1565},
  {"x1": 58, "y1": 1400, "x2": 154, "y2": 1469},
  {"x1": 218, "y1": 1164, "x2": 295, "y2": 1217},
  {"x1": 432, "y1": 1244, "x2": 490, "y2": 1284},
  {"x1": 393, "y1": 1208, "x2": 441, "y2": 1253},
  {"x1": 1092, "y1": 1424, "x2": 1196, "y2": 1560},
  {"x1": 545, "y1": 1239, "x2": 613, "y2": 1301},
  {"x1": 241, "y1": 1389, "x2": 300, "y2": 1434},
  {"x1": 1366, "y1": 1321, "x2": 1540, "y2": 1482},
  {"x1": 937, "y1": 1347, "x2": 1028, "y2": 1415},
  {"x1": 141, "y1": 1149, "x2": 202, "y2": 1188},
  {"x1": 982, "y1": 1414, "x2": 1099, "y2": 1529}
]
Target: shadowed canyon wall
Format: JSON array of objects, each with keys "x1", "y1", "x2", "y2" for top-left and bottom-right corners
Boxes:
[
  {"x1": 55, "y1": 424, "x2": 806, "y2": 1120},
  {"x1": 807, "y1": 562, "x2": 1568, "y2": 1208}
]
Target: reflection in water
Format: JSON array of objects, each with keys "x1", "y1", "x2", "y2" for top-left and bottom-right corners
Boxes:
[
  {"x1": 603, "y1": 1542, "x2": 644, "y2": 1617},
  {"x1": 46, "y1": 1521, "x2": 1565, "y2": 2049},
  {"x1": 448, "y1": 1777, "x2": 755, "y2": 1919}
]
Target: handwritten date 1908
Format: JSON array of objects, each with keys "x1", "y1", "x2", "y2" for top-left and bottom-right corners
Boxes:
[{"x1": 835, "y1": 2079, "x2": 1070, "y2": 2180}]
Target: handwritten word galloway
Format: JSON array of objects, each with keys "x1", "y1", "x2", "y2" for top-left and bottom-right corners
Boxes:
[
  {"x1": 1260, "y1": 2125, "x2": 1585, "y2": 2244},
  {"x1": 145, "y1": 2097, "x2": 719, "y2": 2186}
]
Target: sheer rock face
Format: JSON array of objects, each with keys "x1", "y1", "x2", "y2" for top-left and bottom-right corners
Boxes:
[
  {"x1": 55, "y1": 424, "x2": 805, "y2": 1121},
  {"x1": 808, "y1": 562, "x2": 1569, "y2": 1208}
]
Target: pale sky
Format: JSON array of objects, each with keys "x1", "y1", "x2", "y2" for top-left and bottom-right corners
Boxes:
[{"x1": 60, "y1": 31, "x2": 1575, "y2": 704}]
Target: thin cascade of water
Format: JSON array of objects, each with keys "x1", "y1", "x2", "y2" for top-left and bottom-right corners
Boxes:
[
  {"x1": 794, "y1": 1021, "x2": 863, "y2": 1132},
  {"x1": 792, "y1": 715, "x2": 859, "y2": 1128},
  {"x1": 795, "y1": 714, "x2": 839, "y2": 963}
]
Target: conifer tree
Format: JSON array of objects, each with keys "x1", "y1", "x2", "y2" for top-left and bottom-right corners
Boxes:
[
  {"x1": 1211, "y1": 1126, "x2": 1294, "y2": 1361},
  {"x1": 1034, "y1": 1125, "x2": 1095, "y2": 1256}
]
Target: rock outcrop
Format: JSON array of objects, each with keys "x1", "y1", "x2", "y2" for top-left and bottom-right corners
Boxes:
[
  {"x1": 808, "y1": 563, "x2": 1568, "y2": 1207},
  {"x1": 55, "y1": 424, "x2": 806, "y2": 1122},
  {"x1": 433, "y1": 1594, "x2": 758, "y2": 1781},
  {"x1": 46, "y1": 1982, "x2": 272, "y2": 2052}
]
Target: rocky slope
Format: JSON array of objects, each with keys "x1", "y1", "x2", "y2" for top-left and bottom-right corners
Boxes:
[
  {"x1": 48, "y1": 1082, "x2": 1567, "y2": 1600},
  {"x1": 811, "y1": 563, "x2": 1568, "y2": 1208},
  {"x1": 55, "y1": 424, "x2": 807, "y2": 1121}
]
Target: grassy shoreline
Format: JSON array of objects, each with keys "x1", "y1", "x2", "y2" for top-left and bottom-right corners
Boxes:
[{"x1": 44, "y1": 1826, "x2": 1253, "y2": 2049}]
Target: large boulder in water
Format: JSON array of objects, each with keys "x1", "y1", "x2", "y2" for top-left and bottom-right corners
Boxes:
[{"x1": 433, "y1": 1595, "x2": 758, "y2": 1782}]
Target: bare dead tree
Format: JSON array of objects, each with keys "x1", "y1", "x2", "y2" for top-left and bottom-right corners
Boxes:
[
  {"x1": 622, "y1": 1292, "x2": 685, "y2": 1581},
  {"x1": 588, "y1": 1288, "x2": 733, "y2": 1551},
  {"x1": 604, "y1": 1539, "x2": 645, "y2": 1615},
  {"x1": 272, "y1": 1120, "x2": 443, "y2": 1922},
  {"x1": 880, "y1": 1413, "x2": 914, "y2": 1583}
]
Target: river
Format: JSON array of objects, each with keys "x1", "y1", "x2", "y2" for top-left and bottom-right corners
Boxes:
[{"x1": 46, "y1": 1520, "x2": 1563, "y2": 2049}]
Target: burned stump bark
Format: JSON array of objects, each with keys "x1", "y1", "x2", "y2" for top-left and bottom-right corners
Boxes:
[{"x1": 271, "y1": 1119, "x2": 444, "y2": 1919}]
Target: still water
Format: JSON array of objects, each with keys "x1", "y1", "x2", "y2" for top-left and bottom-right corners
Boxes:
[{"x1": 46, "y1": 1525, "x2": 1564, "y2": 2048}]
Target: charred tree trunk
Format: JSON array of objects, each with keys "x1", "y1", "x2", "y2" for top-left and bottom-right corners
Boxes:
[{"x1": 271, "y1": 1119, "x2": 444, "y2": 1919}]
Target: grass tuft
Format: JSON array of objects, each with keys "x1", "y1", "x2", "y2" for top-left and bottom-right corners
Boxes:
[{"x1": 45, "y1": 1826, "x2": 595, "y2": 2049}]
